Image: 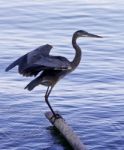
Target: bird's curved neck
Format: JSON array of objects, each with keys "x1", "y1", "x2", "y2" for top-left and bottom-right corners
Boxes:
[{"x1": 71, "y1": 34, "x2": 82, "y2": 70}]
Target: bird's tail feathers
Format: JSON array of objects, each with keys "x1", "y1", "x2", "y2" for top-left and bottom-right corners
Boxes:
[{"x1": 24, "y1": 77, "x2": 41, "y2": 91}]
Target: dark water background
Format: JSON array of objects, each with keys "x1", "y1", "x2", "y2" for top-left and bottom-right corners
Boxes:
[{"x1": 0, "y1": 0, "x2": 124, "y2": 149}]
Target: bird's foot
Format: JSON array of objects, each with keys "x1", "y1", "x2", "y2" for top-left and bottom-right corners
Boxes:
[
  {"x1": 54, "y1": 113, "x2": 62, "y2": 119},
  {"x1": 50, "y1": 113, "x2": 63, "y2": 123}
]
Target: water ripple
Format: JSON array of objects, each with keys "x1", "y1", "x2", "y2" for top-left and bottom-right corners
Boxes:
[{"x1": 0, "y1": 0, "x2": 124, "y2": 150}]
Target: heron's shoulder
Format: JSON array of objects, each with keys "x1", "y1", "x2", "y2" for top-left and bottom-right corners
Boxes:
[
  {"x1": 45, "y1": 44, "x2": 53, "y2": 49},
  {"x1": 38, "y1": 44, "x2": 53, "y2": 50},
  {"x1": 28, "y1": 44, "x2": 53, "y2": 57}
]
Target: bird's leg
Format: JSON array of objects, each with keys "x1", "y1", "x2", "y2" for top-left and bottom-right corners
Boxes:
[
  {"x1": 45, "y1": 86, "x2": 56, "y2": 117},
  {"x1": 45, "y1": 86, "x2": 62, "y2": 120}
]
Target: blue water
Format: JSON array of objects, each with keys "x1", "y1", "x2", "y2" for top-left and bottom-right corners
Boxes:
[{"x1": 0, "y1": 0, "x2": 124, "y2": 149}]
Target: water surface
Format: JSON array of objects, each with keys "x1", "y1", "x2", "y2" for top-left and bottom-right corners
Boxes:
[{"x1": 0, "y1": 0, "x2": 124, "y2": 149}]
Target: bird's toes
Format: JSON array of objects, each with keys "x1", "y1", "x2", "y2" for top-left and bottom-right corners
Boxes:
[
  {"x1": 50, "y1": 113, "x2": 63, "y2": 123},
  {"x1": 54, "y1": 113, "x2": 63, "y2": 119}
]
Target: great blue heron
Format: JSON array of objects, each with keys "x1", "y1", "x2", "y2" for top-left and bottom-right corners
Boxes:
[{"x1": 5, "y1": 30, "x2": 102, "y2": 118}]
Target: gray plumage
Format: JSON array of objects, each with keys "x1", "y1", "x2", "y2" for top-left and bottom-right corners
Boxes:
[
  {"x1": 5, "y1": 44, "x2": 71, "y2": 76},
  {"x1": 5, "y1": 30, "x2": 102, "y2": 117}
]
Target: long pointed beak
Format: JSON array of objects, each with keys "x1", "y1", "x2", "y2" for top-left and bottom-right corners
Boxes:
[{"x1": 87, "y1": 33, "x2": 102, "y2": 38}]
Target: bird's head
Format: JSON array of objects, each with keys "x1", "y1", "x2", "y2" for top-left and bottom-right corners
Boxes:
[{"x1": 74, "y1": 30, "x2": 102, "y2": 38}]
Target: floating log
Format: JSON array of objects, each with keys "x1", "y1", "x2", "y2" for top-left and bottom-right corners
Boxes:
[{"x1": 45, "y1": 111, "x2": 86, "y2": 150}]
